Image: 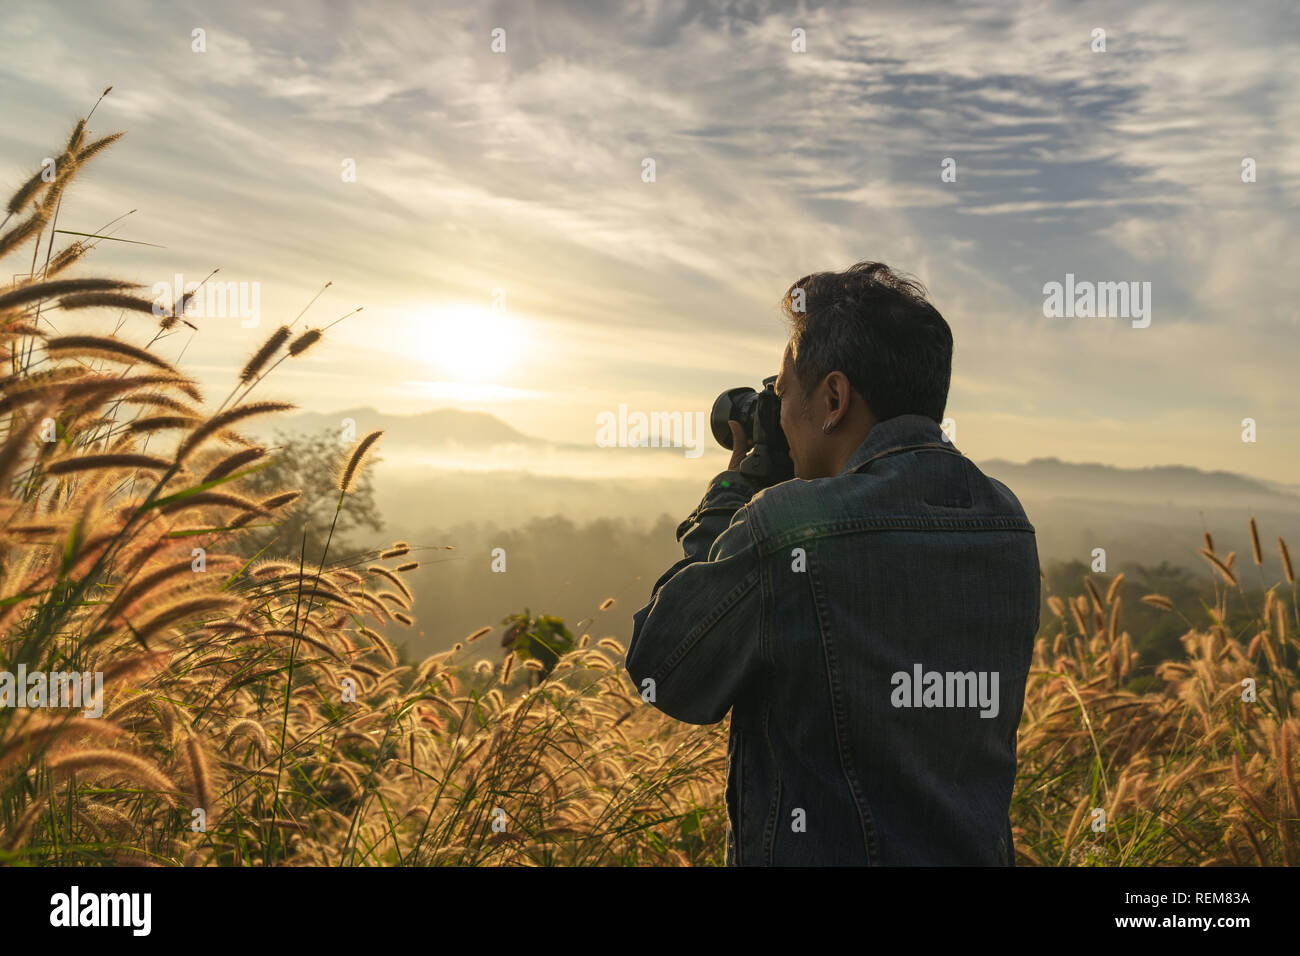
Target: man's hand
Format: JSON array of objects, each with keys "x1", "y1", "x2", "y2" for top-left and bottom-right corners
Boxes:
[{"x1": 727, "y1": 419, "x2": 753, "y2": 471}]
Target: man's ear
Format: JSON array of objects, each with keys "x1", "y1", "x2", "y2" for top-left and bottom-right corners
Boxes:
[{"x1": 825, "y1": 372, "x2": 851, "y2": 415}]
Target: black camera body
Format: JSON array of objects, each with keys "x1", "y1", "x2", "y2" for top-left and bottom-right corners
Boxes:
[{"x1": 710, "y1": 374, "x2": 795, "y2": 485}]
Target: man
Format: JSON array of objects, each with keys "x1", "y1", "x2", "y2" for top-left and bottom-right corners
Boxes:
[{"x1": 626, "y1": 260, "x2": 1041, "y2": 866}]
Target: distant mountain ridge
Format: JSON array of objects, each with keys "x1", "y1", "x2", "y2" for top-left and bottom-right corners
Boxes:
[
  {"x1": 261, "y1": 407, "x2": 1297, "y2": 508},
  {"x1": 977, "y1": 456, "x2": 1299, "y2": 507},
  {"x1": 250, "y1": 406, "x2": 544, "y2": 447},
  {"x1": 261, "y1": 408, "x2": 1300, "y2": 576}
]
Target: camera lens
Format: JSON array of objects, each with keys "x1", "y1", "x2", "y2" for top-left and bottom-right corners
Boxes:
[{"x1": 710, "y1": 386, "x2": 757, "y2": 449}]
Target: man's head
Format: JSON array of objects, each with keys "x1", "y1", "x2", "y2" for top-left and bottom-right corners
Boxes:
[{"x1": 775, "y1": 260, "x2": 953, "y2": 479}]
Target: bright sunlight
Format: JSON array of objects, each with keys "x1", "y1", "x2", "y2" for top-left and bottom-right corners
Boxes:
[{"x1": 411, "y1": 302, "x2": 528, "y2": 383}]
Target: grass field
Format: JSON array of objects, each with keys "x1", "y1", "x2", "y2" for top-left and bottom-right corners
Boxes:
[{"x1": 2, "y1": 119, "x2": 1296, "y2": 866}]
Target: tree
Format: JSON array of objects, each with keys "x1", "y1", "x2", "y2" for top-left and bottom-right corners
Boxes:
[
  {"x1": 228, "y1": 426, "x2": 385, "y2": 564},
  {"x1": 501, "y1": 609, "x2": 577, "y2": 683}
]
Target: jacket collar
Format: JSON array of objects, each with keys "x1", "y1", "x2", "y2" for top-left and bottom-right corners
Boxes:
[{"x1": 836, "y1": 414, "x2": 955, "y2": 477}]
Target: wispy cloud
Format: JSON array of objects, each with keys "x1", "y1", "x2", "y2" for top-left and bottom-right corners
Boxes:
[{"x1": 1, "y1": 0, "x2": 1296, "y2": 481}]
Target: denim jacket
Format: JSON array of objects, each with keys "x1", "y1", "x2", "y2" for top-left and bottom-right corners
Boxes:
[{"x1": 627, "y1": 414, "x2": 1040, "y2": 865}]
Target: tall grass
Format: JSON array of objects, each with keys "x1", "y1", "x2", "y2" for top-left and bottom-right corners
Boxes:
[
  {"x1": 1016, "y1": 532, "x2": 1299, "y2": 864},
  {"x1": 0, "y1": 120, "x2": 724, "y2": 866},
  {"x1": 1, "y1": 120, "x2": 1296, "y2": 866}
]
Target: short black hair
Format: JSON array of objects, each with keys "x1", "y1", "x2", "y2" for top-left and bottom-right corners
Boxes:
[{"x1": 780, "y1": 260, "x2": 952, "y2": 423}]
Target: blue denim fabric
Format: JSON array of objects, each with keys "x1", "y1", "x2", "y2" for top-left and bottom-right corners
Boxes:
[{"x1": 626, "y1": 414, "x2": 1040, "y2": 865}]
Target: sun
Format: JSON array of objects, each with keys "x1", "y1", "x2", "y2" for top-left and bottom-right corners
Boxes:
[{"x1": 413, "y1": 303, "x2": 525, "y2": 383}]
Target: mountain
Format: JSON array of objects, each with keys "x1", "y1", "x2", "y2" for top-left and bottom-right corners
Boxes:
[
  {"x1": 249, "y1": 408, "x2": 1299, "y2": 658},
  {"x1": 250, "y1": 406, "x2": 546, "y2": 448},
  {"x1": 257, "y1": 407, "x2": 1300, "y2": 573},
  {"x1": 977, "y1": 457, "x2": 1300, "y2": 509}
]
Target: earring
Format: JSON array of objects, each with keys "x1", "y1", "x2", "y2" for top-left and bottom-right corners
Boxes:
[{"x1": 822, "y1": 421, "x2": 833, "y2": 434}]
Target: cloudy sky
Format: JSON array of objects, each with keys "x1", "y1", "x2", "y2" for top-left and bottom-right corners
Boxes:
[{"x1": 2, "y1": 0, "x2": 1297, "y2": 484}]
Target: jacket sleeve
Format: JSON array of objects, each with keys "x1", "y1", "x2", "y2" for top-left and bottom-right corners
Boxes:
[{"x1": 625, "y1": 470, "x2": 763, "y2": 725}]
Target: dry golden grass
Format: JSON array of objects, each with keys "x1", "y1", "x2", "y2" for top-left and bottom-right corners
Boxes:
[
  {"x1": 0, "y1": 119, "x2": 727, "y2": 866},
  {"x1": 1020, "y1": 549, "x2": 1300, "y2": 866},
  {"x1": 1, "y1": 119, "x2": 1296, "y2": 867}
]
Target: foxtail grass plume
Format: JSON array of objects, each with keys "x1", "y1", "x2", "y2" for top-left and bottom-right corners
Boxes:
[
  {"x1": 1200, "y1": 548, "x2": 1239, "y2": 588},
  {"x1": 288, "y1": 328, "x2": 322, "y2": 356},
  {"x1": 0, "y1": 277, "x2": 137, "y2": 311},
  {"x1": 56, "y1": 292, "x2": 160, "y2": 314},
  {"x1": 339, "y1": 430, "x2": 383, "y2": 493},
  {"x1": 239, "y1": 324, "x2": 292, "y2": 383},
  {"x1": 261, "y1": 491, "x2": 301, "y2": 510},
  {"x1": 1141, "y1": 594, "x2": 1175, "y2": 612},
  {"x1": 202, "y1": 446, "x2": 267, "y2": 484},
  {"x1": 177, "y1": 400, "x2": 296, "y2": 462},
  {"x1": 45, "y1": 334, "x2": 181, "y2": 373}
]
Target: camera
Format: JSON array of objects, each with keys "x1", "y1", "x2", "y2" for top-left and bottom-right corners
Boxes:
[{"x1": 710, "y1": 374, "x2": 794, "y2": 485}]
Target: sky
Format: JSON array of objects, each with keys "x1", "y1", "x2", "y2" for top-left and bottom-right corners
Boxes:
[{"x1": 2, "y1": 0, "x2": 1297, "y2": 484}]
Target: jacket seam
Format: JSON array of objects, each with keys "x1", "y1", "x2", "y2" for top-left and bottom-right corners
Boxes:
[
  {"x1": 651, "y1": 568, "x2": 759, "y2": 682},
  {"x1": 761, "y1": 706, "x2": 781, "y2": 866},
  {"x1": 760, "y1": 517, "x2": 1035, "y2": 557},
  {"x1": 807, "y1": 542, "x2": 880, "y2": 863},
  {"x1": 733, "y1": 727, "x2": 745, "y2": 865},
  {"x1": 758, "y1": 522, "x2": 772, "y2": 666},
  {"x1": 847, "y1": 440, "x2": 964, "y2": 474}
]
